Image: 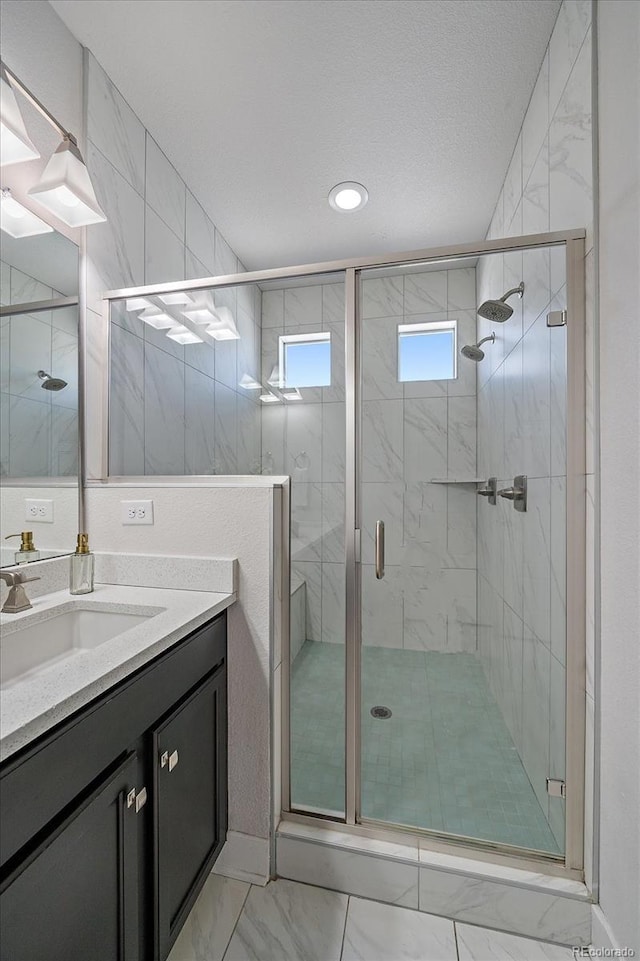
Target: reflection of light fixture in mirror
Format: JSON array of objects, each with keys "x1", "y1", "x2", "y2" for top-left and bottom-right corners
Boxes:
[
  {"x1": 267, "y1": 365, "x2": 282, "y2": 387},
  {"x1": 239, "y1": 374, "x2": 262, "y2": 390},
  {"x1": 259, "y1": 392, "x2": 280, "y2": 404},
  {"x1": 207, "y1": 325, "x2": 239, "y2": 341},
  {"x1": 1, "y1": 188, "x2": 53, "y2": 238},
  {"x1": 281, "y1": 388, "x2": 303, "y2": 401},
  {"x1": 28, "y1": 136, "x2": 107, "y2": 227},
  {"x1": 138, "y1": 308, "x2": 176, "y2": 330},
  {"x1": 0, "y1": 64, "x2": 40, "y2": 166},
  {"x1": 206, "y1": 305, "x2": 240, "y2": 340},
  {"x1": 166, "y1": 325, "x2": 203, "y2": 345},
  {"x1": 159, "y1": 292, "x2": 194, "y2": 306},
  {"x1": 126, "y1": 297, "x2": 153, "y2": 311},
  {"x1": 183, "y1": 306, "x2": 218, "y2": 325}
]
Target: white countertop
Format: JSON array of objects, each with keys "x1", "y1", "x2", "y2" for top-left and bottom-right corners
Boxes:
[{"x1": 0, "y1": 583, "x2": 235, "y2": 762}]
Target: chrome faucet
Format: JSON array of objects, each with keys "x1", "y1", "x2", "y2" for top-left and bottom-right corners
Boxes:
[{"x1": 0, "y1": 570, "x2": 41, "y2": 613}]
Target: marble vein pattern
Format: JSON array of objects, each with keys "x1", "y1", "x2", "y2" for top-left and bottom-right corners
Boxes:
[
  {"x1": 144, "y1": 344, "x2": 185, "y2": 475},
  {"x1": 548, "y1": 0, "x2": 592, "y2": 118},
  {"x1": 9, "y1": 396, "x2": 50, "y2": 476},
  {"x1": 456, "y1": 922, "x2": 577, "y2": 960},
  {"x1": 503, "y1": 136, "x2": 523, "y2": 230},
  {"x1": 403, "y1": 271, "x2": 447, "y2": 315},
  {"x1": 214, "y1": 230, "x2": 239, "y2": 278},
  {"x1": 342, "y1": 896, "x2": 457, "y2": 961},
  {"x1": 168, "y1": 875, "x2": 249, "y2": 961},
  {"x1": 87, "y1": 53, "x2": 146, "y2": 194},
  {"x1": 185, "y1": 365, "x2": 216, "y2": 475},
  {"x1": 361, "y1": 275, "x2": 404, "y2": 319},
  {"x1": 145, "y1": 206, "x2": 185, "y2": 285},
  {"x1": 86, "y1": 142, "x2": 145, "y2": 312},
  {"x1": 284, "y1": 285, "x2": 323, "y2": 329},
  {"x1": 522, "y1": 52, "x2": 550, "y2": 187},
  {"x1": 145, "y1": 135, "x2": 186, "y2": 241},
  {"x1": 186, "y1": 192, "x2": 216, "y2": 272},
  {"x1": 223, "y1": 879, "x2": 347, "y2": 961},
  {"x1": 549, "y1": 29, "x2": 593, "y2": 233},
  {"x1": 214, "y1": 381, "x2": 237, "y2": 475},
  {"x1": 277, "y1": 836, "x2": 419, "y2": 907}
]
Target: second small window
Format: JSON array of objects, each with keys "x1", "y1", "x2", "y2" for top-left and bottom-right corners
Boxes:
[
  {"x1": 398, "y1": 320, "x2": 457, "y2": 382},
  {"x1": 280, "y1": 332, "x2": 331, "y2": 388}
]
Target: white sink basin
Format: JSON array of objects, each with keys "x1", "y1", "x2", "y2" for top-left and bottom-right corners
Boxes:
[{"x1": 1, "y1": 605, "x2": 160, "y2": 688}]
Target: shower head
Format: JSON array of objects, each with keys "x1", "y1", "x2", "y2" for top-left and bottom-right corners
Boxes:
[
  {"x1": 461, "y1": 332, "x2": 495, "y2": 362},
  {"x1": 37, "y1": 370, "x2": 67, "y2": 391},
  {"x1": 477, "y1": 282, "x2": 525, "y2": 322}
]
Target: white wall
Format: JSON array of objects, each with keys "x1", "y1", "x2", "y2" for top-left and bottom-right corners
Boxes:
[
  {"x1": 85, "y1": 482, "x2": 282, "y2": 844},
  {"x1": 595, "y1": 0, "x2": 640, "y2": 951}
]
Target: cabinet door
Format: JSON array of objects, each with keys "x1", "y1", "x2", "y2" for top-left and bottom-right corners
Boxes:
[
  {"x1": 154, "y1": 667, "x2": 227, "y2": 959},
  {"x1": 0, "y1": 752, "x2": 141, "y2": 961}
]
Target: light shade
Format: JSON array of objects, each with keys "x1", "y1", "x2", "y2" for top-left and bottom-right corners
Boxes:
[
  {"x1": 28, "y1": 136, "x2": 106, "y2": 227},
  {"x1": 138, "y1": 308, "x2": 176, "y2": 330},
  {"x1": 126, "y1": 297, "x2": 153, "y2": 311},
  {"x1": 166, "y1": 325, "x2": 203, "y2": 345},
  {"x1": 207, "y1": 325, "x2": 240, "y2": 341},
  {"x1": 259, "y1": 392, "x2": 280, "y2": 404},
  {"x1": 183, "y1": 306, "x2": 217, "y2": 325},
  {"x1": 159, "y1": 292, "x2": 194, "y2": 306},
  {"x1": 0, "y1": 67, "x2": 40, "y2": 167},
  {"x1": 239, "y1": 374, "x2": 262, "y2": 390},
  {"x1": 1, "y1": 189, "x2": 53, "y2": 238}
]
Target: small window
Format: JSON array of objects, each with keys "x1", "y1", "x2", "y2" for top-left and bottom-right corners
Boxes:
[
  {"x1": 398, "y1": 320, "x2": 457, "y2": 382},
  {"x1": 279, "y1": 332, "x2": 331, "y2": 388}
]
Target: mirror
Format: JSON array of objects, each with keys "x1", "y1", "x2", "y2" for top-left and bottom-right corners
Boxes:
[{"x1": 0, "y1": 228, "x2": 79, "y2": 567}]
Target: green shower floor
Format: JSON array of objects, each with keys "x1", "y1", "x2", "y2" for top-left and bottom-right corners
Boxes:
[{"x1": 291, "y1": 641, "x2": 561, "y2": 854}]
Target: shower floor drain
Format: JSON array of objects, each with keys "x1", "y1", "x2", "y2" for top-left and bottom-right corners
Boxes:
[{"x1": 370, "y1": 706, "x2": 392, "y2": 719}]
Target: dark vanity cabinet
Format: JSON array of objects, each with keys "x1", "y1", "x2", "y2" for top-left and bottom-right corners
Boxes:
[{"x1": 0, "y1": 611, "x2": 228, "y2": 961}]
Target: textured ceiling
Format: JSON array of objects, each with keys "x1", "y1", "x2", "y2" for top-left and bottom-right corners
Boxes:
[{"x1": 50, "y1": 0, "x2": 560, "y2": 270}]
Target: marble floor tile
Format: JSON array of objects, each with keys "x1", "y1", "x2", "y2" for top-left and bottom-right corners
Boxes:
[
  {"x1": 456, "y1": 922, "x2": 576, "y2": 960},
  {"x1": 168, "y1": 874, "x2": 249, "y2": 961},
  {"x1": 223, "y1": 878, "x2": 347, "y2": 961},
  {"x1": 342, "y1": 896, "x2": 456, "y2": 961}
]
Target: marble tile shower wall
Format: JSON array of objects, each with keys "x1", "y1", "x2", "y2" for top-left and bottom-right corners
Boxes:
[
  {"x1": 0, "y1": 267, "x2": 78, "y2": 477},
  {"x1": 476, "y1": 0, "x2": 593, "y2": 851},
  {"x1": 83, "y1": 53, "x2": 262, "y2": 476},
  {"x1": 265, "y1": 269, "x2": 478, "y2": 652}
]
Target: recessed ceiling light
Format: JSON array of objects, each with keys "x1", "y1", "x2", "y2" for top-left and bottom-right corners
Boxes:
[{"x1": 328, "y1": 181, "x2": 368, "y2": 213}]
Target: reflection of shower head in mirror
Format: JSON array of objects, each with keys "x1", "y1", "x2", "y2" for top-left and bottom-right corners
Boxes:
[
  {"x1": 37, "y1": 370, "x2": 67, "y2": 391},
  {"x1": 477, "y1": 282, "x2": 525, "y2": 322}
]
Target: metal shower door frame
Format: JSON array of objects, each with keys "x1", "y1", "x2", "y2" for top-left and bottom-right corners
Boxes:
[{"x1": 342, "y1": 231, "x2": 586, "y2": 877}]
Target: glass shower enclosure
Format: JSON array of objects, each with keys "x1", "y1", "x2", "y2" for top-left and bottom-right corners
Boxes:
[
  {"x1": 104, "y1": 228, "x2": 586, "y2": 875},
  {"x1": 284, "y1": 231, "x2": 586, "y2": 875}
]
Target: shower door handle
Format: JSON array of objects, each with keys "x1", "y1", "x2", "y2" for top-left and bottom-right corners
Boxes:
[{"x1": 375, "y1": 521, "x2": 385, "y2": 579}]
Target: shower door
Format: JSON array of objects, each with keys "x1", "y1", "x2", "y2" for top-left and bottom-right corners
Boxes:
[{"x1": 354, "y1": 245, "x2": 574, "y2": 857}]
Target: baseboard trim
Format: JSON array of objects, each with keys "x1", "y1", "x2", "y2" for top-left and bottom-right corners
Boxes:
[{"x1": 213, "y1": 831, "x2": 270, "y2": 886}]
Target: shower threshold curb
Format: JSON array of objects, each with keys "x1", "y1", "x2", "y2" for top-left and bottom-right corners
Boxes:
[{"x1": 276, "y1": 818, "x2": 592, "y2": 947}]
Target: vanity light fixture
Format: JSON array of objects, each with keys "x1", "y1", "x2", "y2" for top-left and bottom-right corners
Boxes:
[
  {"x1": 205, "y1": 305, "x2": 240, "y2": 340},
  {"x1": 259, "y1": 392, "x2": 280, "y2": 404},
  {"x1": 28, "y1": 135, "x2": 107, "y2": 227},
  {"x1": 0, "y1": 64, "x2": 40, "y2": 167},
  {"x1": 0, "y1": 64, "x2": 106, "y2": 227},
  {"x1": 328, "y1": 181, "x2": 368, "y2": 212},
  {"x1": 166, "y1": 325, "x2": 203, "y2": 345},
  {"x1": 238, "y1": 374, "x2": 262, "y2": 390},
  {"x1": 207, "y1": 325, "x2": 240, "y2": 341},
  {"x1": 0, "y1": 188, "x2": 53, "y2": 238},
  {"x1": 281, "y1": 388, "x2": 303, "y2": 401}
]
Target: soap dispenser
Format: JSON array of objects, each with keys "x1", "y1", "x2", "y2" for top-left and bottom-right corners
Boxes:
[
  {"x1": 70, "y1": 533, "x2": 94, "y2": 595},
  {"x1": 5, "y1": 532, "x2": 40, "y2": 564}
]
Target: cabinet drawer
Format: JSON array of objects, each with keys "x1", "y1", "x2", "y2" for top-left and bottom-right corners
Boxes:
[{"x1": 1, "y1": 611, "x2": 226, "y2": 868}]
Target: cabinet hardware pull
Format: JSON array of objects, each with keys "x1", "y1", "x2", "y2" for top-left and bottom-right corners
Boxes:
[
  {"x1": 160, "y1": 749, "x2": 179, "y2": 772},
  {"x1": 127, "y1": 786, "x2": 147, "y2": 812}
]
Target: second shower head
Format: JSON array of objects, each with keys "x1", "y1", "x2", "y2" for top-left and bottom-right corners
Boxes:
[
  {"x1": 461, "y1": 332, "x2": 495, "y2": 362},
  {"x1": 37, "y1": 370, "x2": 67, "y2": 391},
  {"x1": 477, "y1": 282, "x2": 524, "y2": 322}
]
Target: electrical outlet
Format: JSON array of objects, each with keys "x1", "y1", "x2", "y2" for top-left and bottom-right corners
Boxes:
[
  {"x1": 121, "y1": 500, "x2": 154, "y2": 525},
  {"x1": 25, "y1": 499, "x2": 54, "y2": 523}
]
